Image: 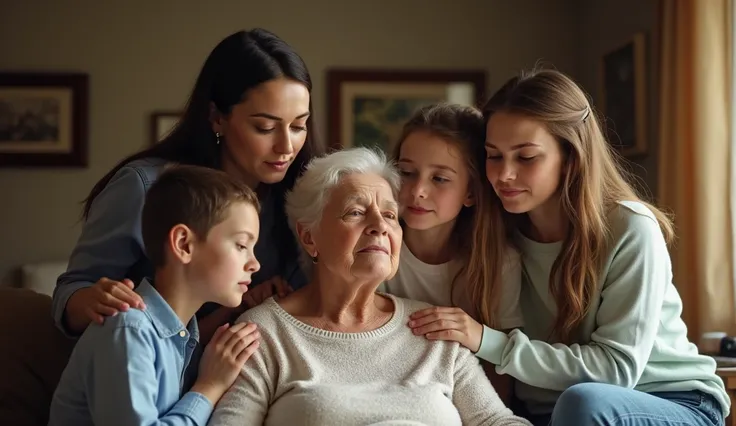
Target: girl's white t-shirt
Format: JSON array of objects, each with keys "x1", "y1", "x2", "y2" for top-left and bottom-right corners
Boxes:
[{"x1": 380, "y1": 241, "x2": 524, "y2": 331}]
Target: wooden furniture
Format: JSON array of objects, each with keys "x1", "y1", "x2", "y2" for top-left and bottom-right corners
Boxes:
[{"x1": 716, "y1": 367, "x2": 736, "y2": 426}]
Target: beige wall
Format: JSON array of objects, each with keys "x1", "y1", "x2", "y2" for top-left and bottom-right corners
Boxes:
[
  {"x1": 577, "y1": 0, "x2": 660, "y2": 199},
  {"x1": 0, "y1": 0, "x2": 585, "y2": 285}
]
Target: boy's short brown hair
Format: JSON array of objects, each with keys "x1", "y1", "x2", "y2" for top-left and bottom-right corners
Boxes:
[{"x1": 141, "y1": 164, "x2": 260, "y2": 268}]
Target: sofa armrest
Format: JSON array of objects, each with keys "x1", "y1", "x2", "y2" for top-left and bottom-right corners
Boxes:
[{"x1": 0, "y1": 288, "x2": 75, "y2": 426}]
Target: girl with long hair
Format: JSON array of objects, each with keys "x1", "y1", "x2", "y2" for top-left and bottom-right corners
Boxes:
[{"x1": 382, "y1": 103, "x2": 523, "y2": 402}]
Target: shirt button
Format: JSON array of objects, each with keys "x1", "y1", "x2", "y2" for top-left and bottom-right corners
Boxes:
[{"x1": 179, "y1": 330, "x2": 186, "y2": 337}]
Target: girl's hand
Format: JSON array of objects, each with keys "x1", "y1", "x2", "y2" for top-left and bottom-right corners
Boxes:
[
  {"x1": 408, "y1": 306, "x2": 483, "y2": 353},
  {"x1": 243, "y1": 276, "x2": 293, "y2": 308}
]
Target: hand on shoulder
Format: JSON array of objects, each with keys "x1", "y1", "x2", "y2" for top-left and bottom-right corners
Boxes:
[
  {"x1": 192, "y1": 322, "x2": 261, "y2": 404},
  {"x1": 407, "y1": 305, "x2": 483, "y2": 353},
  {"x1": 64, "y1": 278, "x2": 146, "y2": 333}
]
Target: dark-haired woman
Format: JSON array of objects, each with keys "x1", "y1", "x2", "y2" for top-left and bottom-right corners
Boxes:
[{"x1": 51, "y1": 28, "x2": 323, "y2": 350}]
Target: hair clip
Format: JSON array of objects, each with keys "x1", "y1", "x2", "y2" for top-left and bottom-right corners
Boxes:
[{"x1": 581, "y1": 106, "x2": 591, "y2": 122}]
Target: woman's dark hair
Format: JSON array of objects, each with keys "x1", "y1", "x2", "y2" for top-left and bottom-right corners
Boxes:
[{"x1": 82, "y1": 28, "x2": 322, "y2": 219}]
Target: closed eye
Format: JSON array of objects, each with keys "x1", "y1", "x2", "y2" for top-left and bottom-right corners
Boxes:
[
  {"x1": 433, "y1": 176, "x2": 449, "y2": 184},
  {"x1": 256, "y1": 125, "x2": 307, "y2": 134}
]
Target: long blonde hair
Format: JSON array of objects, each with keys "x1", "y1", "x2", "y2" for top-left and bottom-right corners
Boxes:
[
  {"x1": 482, "y1": 69, "x2": 674, "y2": 342},
  {"x1": 393, "y1": 103, "x2": 507, "y2": 328}
]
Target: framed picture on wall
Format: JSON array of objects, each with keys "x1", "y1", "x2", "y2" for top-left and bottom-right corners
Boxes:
[
  {"x1": 599, "y1": 32, "x2": 648, "y2": 157},
  {"x1": 0, "y1": 72, "x2": 88, "y2": 168},
  {"x1": 326, "y1": 69, "x2": 486, "y2": 153},
  {"x1": 150, "y1": 111, "x2": 181, "y2": 145}
]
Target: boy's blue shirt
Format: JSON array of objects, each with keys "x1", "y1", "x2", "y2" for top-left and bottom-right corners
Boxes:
[{"x1": 48, "y1": 278, "x2": 214, "y2": 426}]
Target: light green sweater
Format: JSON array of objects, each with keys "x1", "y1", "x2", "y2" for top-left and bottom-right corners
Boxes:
[{"x1": 476, "y1": 201, "x2": 730, "y2": 417}]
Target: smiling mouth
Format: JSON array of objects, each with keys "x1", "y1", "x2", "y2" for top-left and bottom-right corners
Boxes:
[
  {"x1": 499, "y1": 189, "x2": 524, "y2": 196},
  {"x1": 407, "y1": 206, "x2": 431, "y2": 214}
]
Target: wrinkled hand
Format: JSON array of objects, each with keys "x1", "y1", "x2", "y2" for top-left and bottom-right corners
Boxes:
[
  {"x1": 408, "y1": 306, "x2": 483, "y2": 353},
  {"x1": 192, "y1": 322, "x2": 260, "y2": 404},
  {"x1": 65, "y1": 277, "x2": 146, "y2": 332},
  {"x1": 243, "y1": 276, "x2": 293, "y2": 309}
]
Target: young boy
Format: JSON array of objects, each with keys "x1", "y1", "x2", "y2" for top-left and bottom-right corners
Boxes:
[{"x1": 49, "y1": 165, "x2": 262, "y2": 426}]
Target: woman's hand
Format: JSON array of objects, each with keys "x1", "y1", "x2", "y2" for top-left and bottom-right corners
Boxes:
[
  {"x1": 243, "y1": 276, "x2": 293, "y2": 309},
  {"x1": 408, "y1": 306, "x2": 483, "y2": 353},
  {"x1": 64, "y1": 277, "x2": 146, "y2": 333},
  {"x1": 191, "y1": 322, "x2": 260, "y2": 404}
]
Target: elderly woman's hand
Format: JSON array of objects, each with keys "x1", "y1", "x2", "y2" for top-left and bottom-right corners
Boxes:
[{"x1": 408, "y1": 306, "x2": 484, "y2": 353}]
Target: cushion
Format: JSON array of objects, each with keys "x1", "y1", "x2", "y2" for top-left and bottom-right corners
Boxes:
[{"x1": 20, "y1": 261, "x2": 67, "y2": 297}]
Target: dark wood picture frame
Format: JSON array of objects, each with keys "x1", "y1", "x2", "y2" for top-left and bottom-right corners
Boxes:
[
  {"x1": 326, "y1": 69, "x2": 486, "y2": 151},
  {"x1": 0, "y1": 72, "x2": 89, "y2": 168},
  {"x1": 599, "y1": 32, "x2": 648, "y2": 157},
  {"x1": 150, "y1": 111, "x2": 182, "y2": 145}
]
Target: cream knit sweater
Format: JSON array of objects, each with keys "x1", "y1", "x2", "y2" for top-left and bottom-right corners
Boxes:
[{"x1": 208, "y1": 294, "x2": 530, "y2": 426}]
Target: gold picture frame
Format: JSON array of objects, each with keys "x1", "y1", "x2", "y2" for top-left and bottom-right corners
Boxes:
[{"x1": 326, "y1": 69, "x2": 486, "y2": 153}]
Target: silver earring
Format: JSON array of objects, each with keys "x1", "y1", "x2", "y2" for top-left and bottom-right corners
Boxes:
[
  {"x1": 311, "y1": 253, "x2": 318, "y2": 264},
  {"x1": 215, "y1": 132, "x2": 221, "y2": 145}
]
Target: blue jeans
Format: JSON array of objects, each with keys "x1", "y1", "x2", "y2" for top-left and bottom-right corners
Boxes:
[{"x1": 524, "y1": 383, "x2": 724, "y2": 426}]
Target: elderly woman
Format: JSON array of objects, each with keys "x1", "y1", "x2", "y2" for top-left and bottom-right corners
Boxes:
[{"x1": 208, "y1": 147, "x2": 529, "y2": 426}]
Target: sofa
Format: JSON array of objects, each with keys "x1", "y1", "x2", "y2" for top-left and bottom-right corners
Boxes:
[{"x1": 0, "y1": 262, "x2": 76, "y2": 426}]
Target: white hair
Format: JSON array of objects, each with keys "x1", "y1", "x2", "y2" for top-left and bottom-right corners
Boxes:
[{"x1": 284, "y1": 147, "x2": 401, "y2": 268}]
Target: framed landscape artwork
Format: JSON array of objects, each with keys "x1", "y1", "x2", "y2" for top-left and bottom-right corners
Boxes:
[
  {"x1": 326, "y1": 69, "x2": 486, "y2": 152},
  {"x1": 599, "y1": 32, "x2": 648, "y2": 157},
  {"x1": 0, "y1": 72, "x2": 88, "y2": 167},
  {"x1": 150, "y1": 111, "x2": 181, "y2": 145}
]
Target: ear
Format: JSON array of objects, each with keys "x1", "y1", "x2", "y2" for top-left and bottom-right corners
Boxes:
[
  {"x1": 209, "y1": 102, "x2": 225, "y2": 135},
  {"x1": 463, "y1": 189, "x2": 475, "y2": 208},
  {"x1": 168, "y1": 224, "x2": 197, "y2": 264},
  {"x1": 296, "y1": 222, "x2": 318, "y2": 258}
]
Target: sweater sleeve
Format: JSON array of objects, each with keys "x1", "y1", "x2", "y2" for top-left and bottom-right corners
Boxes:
[
  {"x1": 452, "y1": 345, "x2": 532, "y2": 426},
  {"x1": 495, "y1": 247, "x2": 524, "y2": 330},
  {"x1": 479, "y1": 211, "x2": 669, "y2": 390}
]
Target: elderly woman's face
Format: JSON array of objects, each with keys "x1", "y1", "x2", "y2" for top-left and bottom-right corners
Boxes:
[{"x1": 311, "y1": 173, "x2": 402, "y2": 283}]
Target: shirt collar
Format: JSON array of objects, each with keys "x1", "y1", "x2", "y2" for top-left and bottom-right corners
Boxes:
[{"x1": 137, "y1": 278, "x2": 200, "y2": 342}]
